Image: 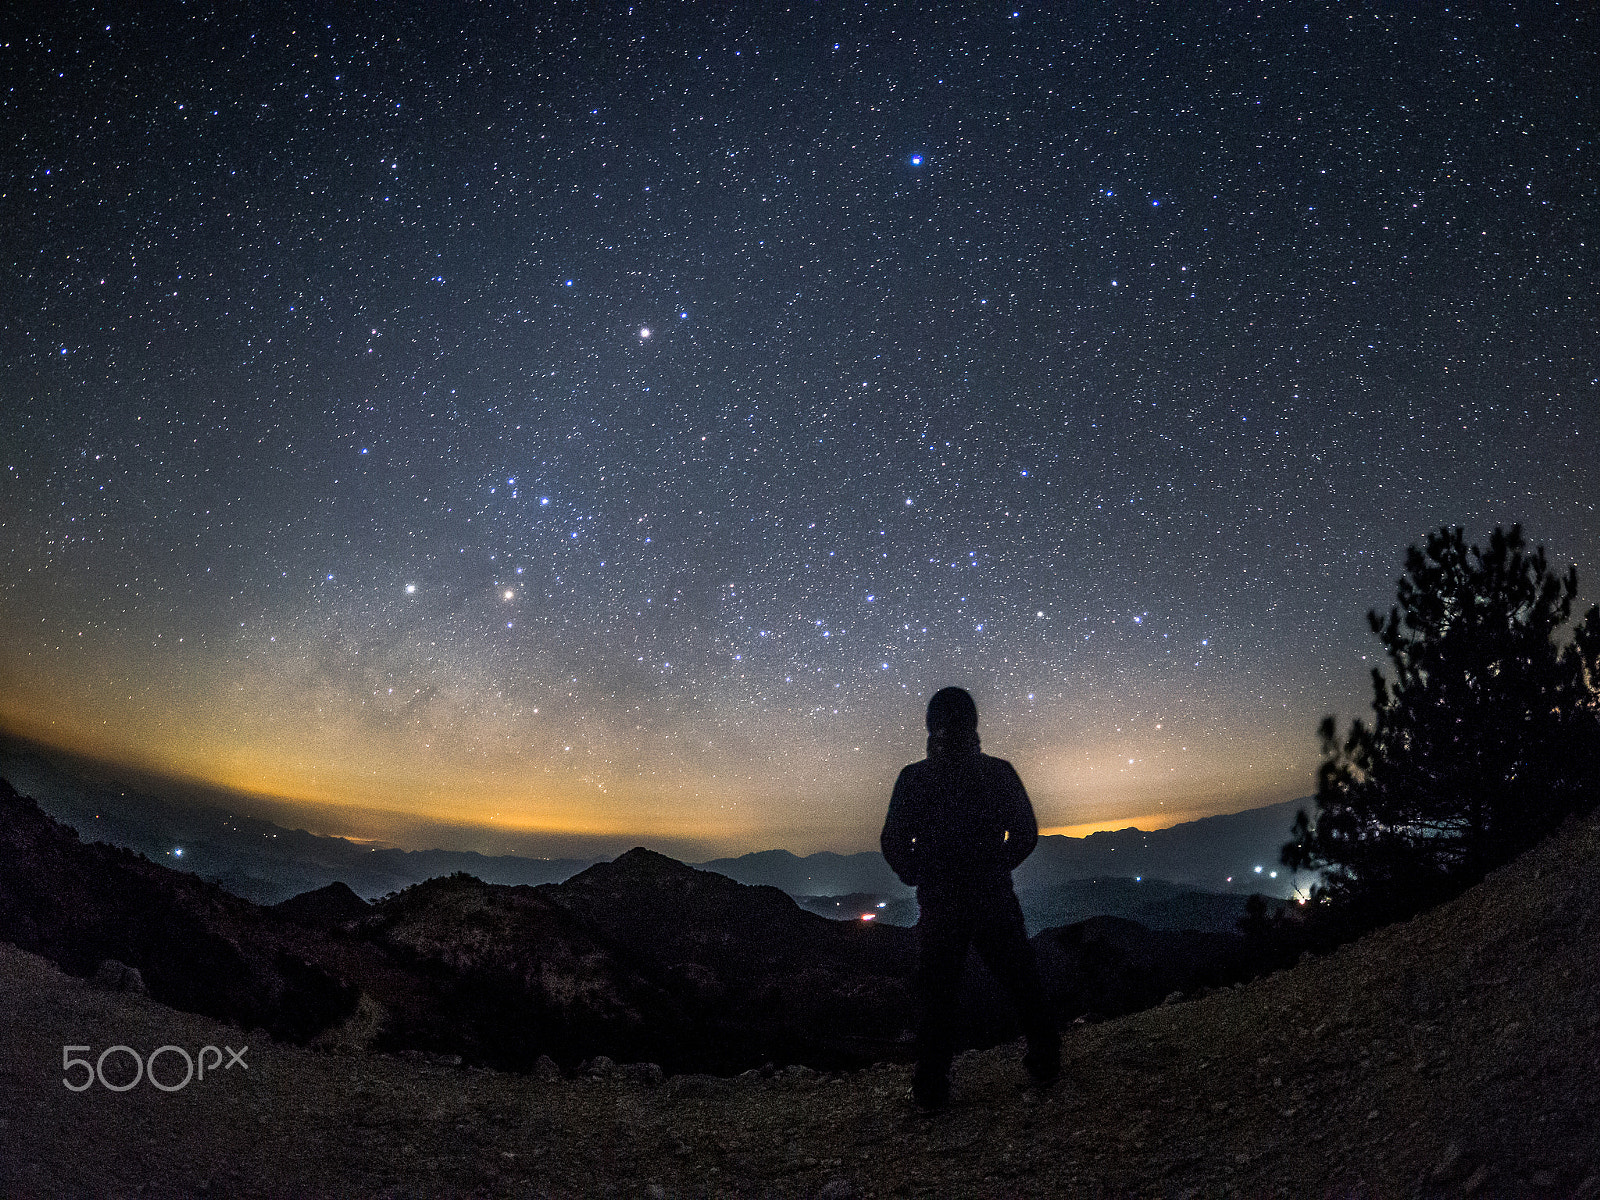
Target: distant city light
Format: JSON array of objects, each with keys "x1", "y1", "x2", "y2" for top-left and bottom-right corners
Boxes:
[{"x1": 860, "y1": 913, "x2": 876, "y2": 921}]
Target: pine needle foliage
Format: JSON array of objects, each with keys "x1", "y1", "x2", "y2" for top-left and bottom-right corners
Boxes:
[{"x1": 1284, "y1": 525, "x2": 1600, "y2": 928}]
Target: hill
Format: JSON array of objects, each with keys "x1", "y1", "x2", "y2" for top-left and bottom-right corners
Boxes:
[
  {"x1": 1018, "y1": 876, "x2": 1274, "y2": 936},
  {"x1": 1015, "y1": 798, "x2": 1311, "y2": 896},
  {"x1": 696, "y1": 847, "x2": 911, "y2": 896},
  {"x1": 4, "y1": 798, "x2": 1599, "y2": 1193},
  {"x1": 700, "y1": 800, "x2": 1310, "y2": 901},
  {"x1": 798, "y1": 877, "x2": 1270, "y2": 936},
  {"x1": 0, "y1": 777, "x2": 1046, "y2": 1074}
]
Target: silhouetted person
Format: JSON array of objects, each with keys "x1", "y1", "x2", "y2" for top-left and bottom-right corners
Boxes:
[{"x1": 881, "y1": 686, "x2": 1060, "y2": 1113}]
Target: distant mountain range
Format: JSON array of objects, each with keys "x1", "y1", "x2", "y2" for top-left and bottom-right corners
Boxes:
[
  {"x1": 0, "y1": 734, "x2": 595, "y2": 903},
  {"x1": 697, "y1": 848, "x2": 909, "y2": 897},
  {"x1": 0, "y1": 731, "x2": 1312, "y2": 929},
  {"x1": 706, "y1": 801, "x2": 1312, "y2": 935},
  {"x1": 703, "y1": 801, "x2": 1308, "y2": 899},
  {"x1": 796, "y1": 876, "x2": 1278, "y2": 938}
]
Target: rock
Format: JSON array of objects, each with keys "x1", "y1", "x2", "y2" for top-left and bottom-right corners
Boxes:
[
  {"x1": 92, "y1": 959, "x2": 146, "y2": 994},
  {"x1": 583, "y1": 1055, "x2": 615, "y2": 1077},
  {"x1": 1162, "y1": 990, "x2": 1184, "y2": 1006},
  {"x1": 533, "y1": 1054, "x2": 561, "y2": 1081},
  {"x1": 817, "y1": 1180, "x2": 856, "y2": 1199},
  {"x1": 311, "y1": 992, "x2": 387, "y2": 1055}
]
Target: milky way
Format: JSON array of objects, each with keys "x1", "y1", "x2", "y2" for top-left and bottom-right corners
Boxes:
[{"x1": 3, "y1": 4, "x2": 1596, "y2": 855}]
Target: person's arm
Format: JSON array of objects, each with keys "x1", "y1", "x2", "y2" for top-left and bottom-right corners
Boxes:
[
  {"x1": 998, "y1": 761, "x2": 1038, "y2": 871},
  {"x1": 880, "y1": 766, "x2": 921, "y2": 886}
]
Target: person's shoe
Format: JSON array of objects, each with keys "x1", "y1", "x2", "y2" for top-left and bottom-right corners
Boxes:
[{"x1": 907, "y1": 1085, "x2": 949, "y2": 1116}]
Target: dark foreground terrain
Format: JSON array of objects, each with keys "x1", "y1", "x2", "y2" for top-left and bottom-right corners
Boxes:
[
  {"x1": 0, "y1": 777, "x2": 1273, "y2": 1075},
  {"x1": 4, "y1": 805, "x2": 1599, "y2": 1196}
]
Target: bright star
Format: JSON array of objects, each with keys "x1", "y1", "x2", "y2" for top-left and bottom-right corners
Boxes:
[
  {"x1": 639, "y1": 327, "x2": 651, "y2": 338},
  {"x1": 405, "y1": 584, "x2": 416, "y2": 594},
  {"x1": 910, "y1": 155, "x2": 922, "y2": 166}
]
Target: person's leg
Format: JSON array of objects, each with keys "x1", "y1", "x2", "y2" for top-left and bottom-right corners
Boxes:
[
  {"x1": 972, "y1": 889, "x2": 1060, "y2": 1083},
  {"x1": 913, "y1": 900, "x2": 971, "y2": 1107}
]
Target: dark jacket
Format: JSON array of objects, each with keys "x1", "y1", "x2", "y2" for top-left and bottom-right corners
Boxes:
[{"x1": 880, "y1": 738, "x2": 1039, "y2": 899}]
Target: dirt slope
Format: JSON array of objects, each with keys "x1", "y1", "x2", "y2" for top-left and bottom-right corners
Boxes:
[{"x1": 4, "y1": 813, "x2": 1599, "y2": 1199}]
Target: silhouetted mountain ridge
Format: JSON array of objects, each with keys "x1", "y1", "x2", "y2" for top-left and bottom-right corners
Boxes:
[
  {"x1": 0, "y1": 774, "x2": 1285, "y2": 1075},
  {"x1": 271, "y1": 881, "x2": 371, "y2": 929},
  {"x1": 2, "y1": 731, "x2": 1306, "y2": 915}
]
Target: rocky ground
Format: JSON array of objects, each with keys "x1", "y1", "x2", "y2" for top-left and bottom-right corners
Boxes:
[{"x1": 5, "y1": 812, "x2": 1600, "y2": 1199}]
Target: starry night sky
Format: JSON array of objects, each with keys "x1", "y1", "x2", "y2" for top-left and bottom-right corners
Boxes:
[{"x1": 3, "y1": 3, "x2": 1597, "y2": 857}]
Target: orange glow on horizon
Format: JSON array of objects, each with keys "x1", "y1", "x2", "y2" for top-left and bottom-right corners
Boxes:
[
  {"x1": 1042, "y1": 812, "x2": 1200, "y2": 838},
  {"x1": 0, "y1": 647, "x2": 1316, "y2": 858}
]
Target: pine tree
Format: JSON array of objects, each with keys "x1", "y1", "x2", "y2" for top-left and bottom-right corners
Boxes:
[{"x1": 1284, "y1": 525, "x2": 1600, "y2": 926}]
